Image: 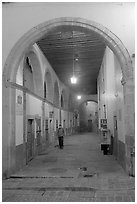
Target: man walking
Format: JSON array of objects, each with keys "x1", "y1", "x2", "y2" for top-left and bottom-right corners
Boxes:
[{"x1": 57, "y1": 124, "x2": 64, "y2": 149}]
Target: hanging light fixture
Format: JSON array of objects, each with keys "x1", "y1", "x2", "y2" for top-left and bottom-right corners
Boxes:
[
  {"x1": 77, "y1": 95, "x2": 81, "y2": 100},
  {"x1": 70, "y1": 31, "x2": 78, "y2": 84},
  {"x1": 70, "y1": 58, "x2": 77, "y2": 84}
]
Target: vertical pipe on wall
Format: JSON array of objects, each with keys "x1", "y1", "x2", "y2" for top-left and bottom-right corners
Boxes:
[
  {"x1": 122, "y1": 78, "x2": 135, "y2": 174},
  {"x1": 9, "y1": 87, "x2": 16, "y2": 176}
]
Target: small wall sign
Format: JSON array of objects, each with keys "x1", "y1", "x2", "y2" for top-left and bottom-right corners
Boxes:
[{"x1": 17, "y1": 95, "x2": 22, "y2": 104}]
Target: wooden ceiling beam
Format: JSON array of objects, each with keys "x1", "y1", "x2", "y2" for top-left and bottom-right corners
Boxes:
[{"x1": 37, "y1": 27, "x2": 106, "y2": 95}]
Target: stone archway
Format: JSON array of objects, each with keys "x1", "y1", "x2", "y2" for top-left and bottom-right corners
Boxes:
[
  {"x1": 26, "y1": 51, "x2": 43, "y2": 97},
  {"x1": 78, "y1": 94, "x2": 98, "y2": 106},
  {"x1": 3, "y1": 17, "x2": 133, "y2": 83},
  {"x1": 3, "y1": 17, "x2": 134, "y2": 177}
]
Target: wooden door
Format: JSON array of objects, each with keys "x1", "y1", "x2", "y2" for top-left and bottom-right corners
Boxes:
[
  {"x1": 36, "y1": 118, "x2": 41, "y2": 154},
  {"x1": 45, "y1": 119, "x2": 49, "y2": 141},
  {"x1": 27, "y1": 119, "x2": 34, "y2": 162},
  {"x1": 63, "y1": 120, "x2": 66, "y2": 136},
  {"x1": 49, "y1": 119, "x2": 54, "y2": 143},
  {"x1": 70, "y1": 120, "x2": 72, "y2": 135}
]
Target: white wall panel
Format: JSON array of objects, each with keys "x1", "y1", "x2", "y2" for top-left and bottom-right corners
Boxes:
[
  {"x1": 16, "y1": 115, "x2": 23, "y2": 145},
  {"x1": 98, "y1": 47, "x2": 125, "y2": 142},
  {"x1": 26, "y1": 94, "x2": 42, "y2": 116}
]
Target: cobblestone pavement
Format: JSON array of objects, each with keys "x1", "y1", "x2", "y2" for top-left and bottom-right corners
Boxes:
[{"x1": 2, "y1": 133, "x2": 135, "y2": 202}]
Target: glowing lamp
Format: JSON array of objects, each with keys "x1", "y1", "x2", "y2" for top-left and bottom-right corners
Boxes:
[
  {"x1": 77, "y1": 95, "x2": 81, "y2": 100},
  {"x1": 70, "y1": 76, "x2": 77, "y2": 84}
]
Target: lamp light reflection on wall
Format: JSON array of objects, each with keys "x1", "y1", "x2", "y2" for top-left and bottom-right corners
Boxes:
[{"x1": 77, "y1": 95, "x2": 81, "y2": 100}]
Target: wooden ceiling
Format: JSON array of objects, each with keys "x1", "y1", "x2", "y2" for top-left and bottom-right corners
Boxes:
[{"x1": 37, "y1": 25, "x2": 106, "y2": 95}]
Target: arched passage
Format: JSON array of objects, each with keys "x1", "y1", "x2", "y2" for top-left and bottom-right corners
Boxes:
[
  {"x1": 61, "y1": 89, "x2": 68, "y2": 109},
  {"x1": 2, "y1": 17, "x2": 134, "y2": 177},
  {"x1": 61, "y1": 95, "x2": 63, "y2": 108},
  {"x1": 44, "y1": 71, "x2": 54, "y2": 103},
  {"x1": 3, "y1": 17, "x2": 133, "y2": 84},
  {"x1": 53, "y1": 81, "x2": 59, "y2": 107},
  {"x1": 24, "y1": 56, "x2": 34, "y2": 93},
  {"x1": 80, "y1": 100, "x2": 98, "y2": 106},
  {"x1": 25, "y1": 51, "x2": 43, "y2": 97},
  {"x1": 15, "y1": 50, "x2": 43, "y2": 97},
  {"x1": 78, "y1": 94, "x2": 98, "y2": 106},
  {"x1": 68, "y1": 93, "x2": 73, "y2": 111}
]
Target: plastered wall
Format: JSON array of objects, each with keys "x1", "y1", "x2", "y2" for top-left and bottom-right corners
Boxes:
[
  {"x1": 3, "y1": 2, "x2": 135, "y2": 177},
  {"x1": 15, "y1": 43, "x2": 75, "y2": 149},
  {"x1": 98, "y1": 46, "x2": 125, "y2": 142},
  {"x1": 79, "y1": 101, "x2": 98, "y2": 132},
  {"x1": 16, "y1": 65, "x2": 23, "y2": 146},
  {"x1": 26, "y1": 94, "x2": 42, "y2": 116}
]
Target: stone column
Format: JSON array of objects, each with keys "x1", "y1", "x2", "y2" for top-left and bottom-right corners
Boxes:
[
  {"x1": 41, "y1": 101, "x2": 45, "y2": 150},
  {"x1": 23, "y1": 60, "x2": 27, "y2": 165},
  {"x1": 2, "y1": 81, "x2": 16, "y2": 178},
  {"x1": 123, "y1": 77, "x2": 135, "y2": 174},
  {"x1": 23, "y1": 89, "x2": 27, "y2": 165}
]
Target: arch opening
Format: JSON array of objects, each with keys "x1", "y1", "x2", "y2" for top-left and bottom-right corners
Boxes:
[
  {"x1": 53, "y1": 81, "x2": 59, "y2": 107},
  {"x1": 61, "y1": 95, "x2": 64, "y2": 108},
  {"x1": 61, "y1": 89, "x2": 68, "y2": 109},
  {"x1": 45, "y1": 71, "x2": 53, "y2": 103},
  {"x1": 26, "y1": 51, "x2": 43, "y2": 97},
  {"x1": 44, "y1": 82, "x2": 46, "y2": 98},
  {"x1": 2, "y1": 17, "x2": 134, "y2": 177},
  {"x1": 3, "y1": 17, "x2": 132, "y2": 85}
]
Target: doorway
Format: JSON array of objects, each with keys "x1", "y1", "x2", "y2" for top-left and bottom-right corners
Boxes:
[
  {"x1": 88, "y1": 119, "x2": 92, "y2": 132},
  {"x1": 113, "y1": 116, "x2": 118, "y2": 159},
  {"x1": 35, "y1": 118, "x2": 41, "y2": 154},
  {"x1": 63, "y1": 120, "x2": 66, "y2": 136},
  {"x1": 27, "y1": 119, "x2": 34, "y2": 162},
  {"x1": 49, "y1": 119, "x2": 54, "y2": 143},
  {"x1": 45, "y1": 119, "x2": 49, "y2": 142}
]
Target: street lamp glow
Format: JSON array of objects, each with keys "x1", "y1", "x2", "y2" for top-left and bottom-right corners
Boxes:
[
  {"x1": 77, "y1": 95, "x2": 81, "y2": 100},
  {"x1": 70, "y1": 76, "x2": 77, "y2": 84}
]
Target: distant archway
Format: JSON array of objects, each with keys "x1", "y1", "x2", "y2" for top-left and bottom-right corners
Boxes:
[{"x1": 78, "y1": 95, "x2": 98, "y2": 106}]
